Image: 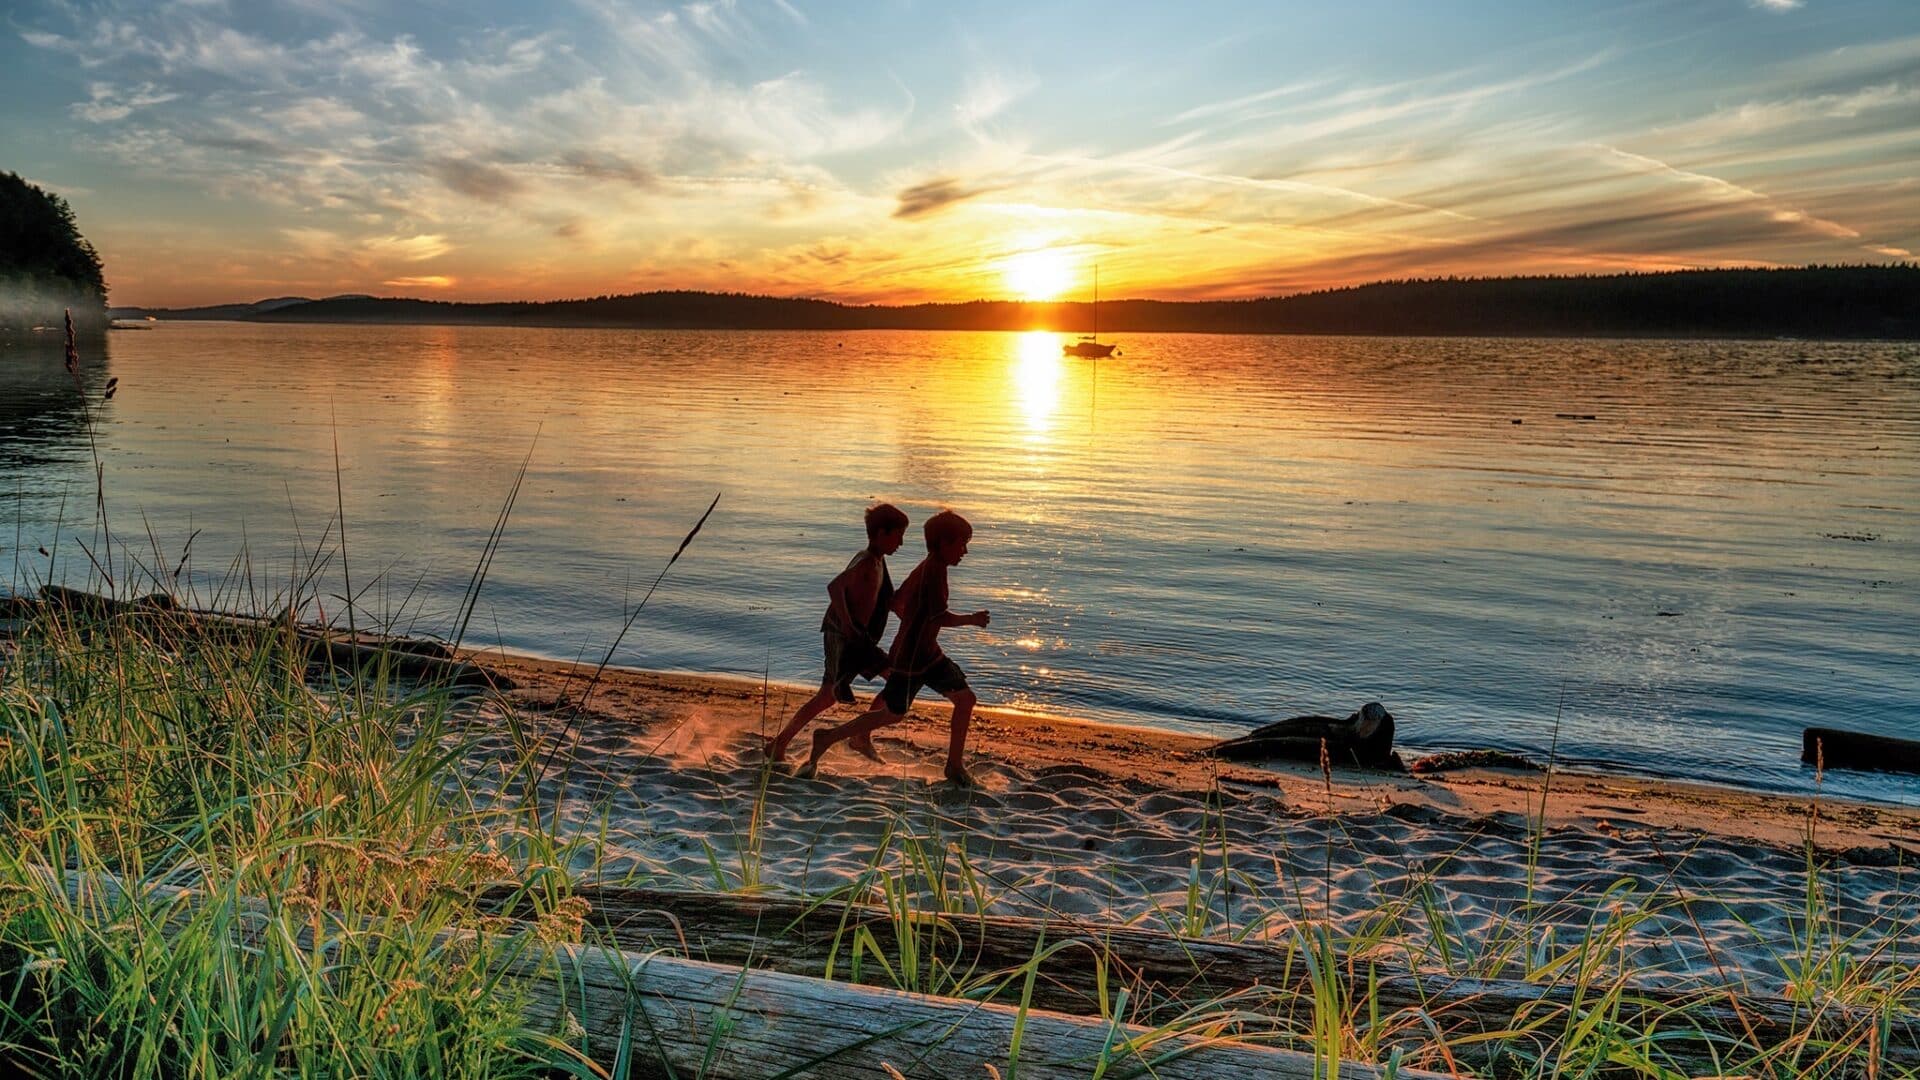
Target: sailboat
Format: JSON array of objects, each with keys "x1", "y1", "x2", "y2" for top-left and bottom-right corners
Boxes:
[{"x1": 1062, "y1": 266, "x2": 1117, "y2": 358}]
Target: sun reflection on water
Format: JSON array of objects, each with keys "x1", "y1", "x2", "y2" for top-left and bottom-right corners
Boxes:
[{"x1": 1012, "y1": 331, "x2": 1064, "y2": 437}]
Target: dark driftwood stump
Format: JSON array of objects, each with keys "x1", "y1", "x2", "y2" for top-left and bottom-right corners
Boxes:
[
  {"x1": 1205, "y1": 701, "x2": 1397, "y2": 767},
  {"x1": 1803, "y1": 726, "x2": 1920, "y2": 775}
]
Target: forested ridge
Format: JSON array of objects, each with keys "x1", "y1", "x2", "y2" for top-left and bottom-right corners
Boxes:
[{"x1": 122, "y1": 265, "x2": 1919, "y2": 339}]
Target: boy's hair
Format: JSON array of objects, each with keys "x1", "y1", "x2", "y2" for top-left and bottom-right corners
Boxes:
[
  {"x1": 865, "y1": 502, "x2": 910, "y2": 540},
  {"x1": 923, "y1": 509, "x2": 972, "y2": 549}
]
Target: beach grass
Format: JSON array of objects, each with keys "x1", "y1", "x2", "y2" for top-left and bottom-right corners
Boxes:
[
  {"x1": 0, "y1": 597, "x2": 598, "y2": 1077},
  {"x1": 1, "y1": 578, "x2": 1914, "y2": 1077},
  {"x1": 1, "y1": 591, "x2": 1915, "y2": 1076}
]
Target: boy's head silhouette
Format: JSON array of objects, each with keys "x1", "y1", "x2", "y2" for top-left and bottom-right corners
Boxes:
[
  {"x1": 924, "y1": 509, "x2": 973, "y2": 565},
  {"x1": 865, "y1": 502, "x2": 909, "y2": 553}
]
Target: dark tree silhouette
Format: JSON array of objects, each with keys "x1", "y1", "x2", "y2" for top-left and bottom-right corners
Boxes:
[
  {"x1": 127, "y1": 265, "x2": 1920, "y2": 340},
  {"x1": 0, "y1": 171, "x2": 108, "y2": 332}
]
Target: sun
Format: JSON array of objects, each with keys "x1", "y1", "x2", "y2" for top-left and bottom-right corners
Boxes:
[{"x1": 1001, "y1": 249, "x2": 1076, "y2": 301}]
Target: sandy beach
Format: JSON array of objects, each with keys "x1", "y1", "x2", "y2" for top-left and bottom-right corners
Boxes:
[{"x1": 453, "y1": 650, "x2": 1920, "y2": 992}]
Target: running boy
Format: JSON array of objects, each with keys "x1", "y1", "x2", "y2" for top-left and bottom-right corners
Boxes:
[
  {"x1": 765, "y1": 503, "x2": 909, "y2": 762},
  {"x1": 798, "y1": 509, "x2": 990, "y2": 786}
]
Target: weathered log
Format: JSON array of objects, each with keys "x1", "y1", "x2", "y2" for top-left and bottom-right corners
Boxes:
[
  {"x1": 34, "y1": 585, "x2": 510, "y2": 689},
  {"x1": 1207, "y1": 702, "x2": 1398, "y2": 768},
  {"x1": 54, "y1": 870, "x2": 1437, "y2": 1079},
  {"x1": 475, "y1": 883, "x2": 1920, "y2": 1071},
  {"x1": 1804, "y1": 727, "x2": 1920, "y2": 775}
]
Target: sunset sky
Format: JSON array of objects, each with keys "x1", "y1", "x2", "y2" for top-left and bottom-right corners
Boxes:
[{"x1": 4, "y1": 0, "x2": 1916, "y2": 307}]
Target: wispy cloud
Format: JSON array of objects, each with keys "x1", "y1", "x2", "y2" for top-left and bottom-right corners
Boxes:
[
  {"x1": 71, "y1": 81, "x2": 178, "y2": 123},
  {"x1": 430, "y1": 158, "x2": 526, "y2": 203},
  {"x1": 362, "y1": 234, "x2": 451, "y2": 261},
  {"x1": 893, "y1": 176, "x2": 1004, "y2": 219}
]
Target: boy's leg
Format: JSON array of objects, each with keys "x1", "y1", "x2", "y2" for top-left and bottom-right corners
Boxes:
[
  {"x1": 796, "y1": 704, "x2": 902, "y2": 778},
  {"x1": 942, "y1": 687, "x2": 978, "y2": 786},
  {"x1": 766, "y1": 681, "x2": 839, "y2": 762},
  {"x1": 924, "y1": 659, "x2": 978, "y2": 787},
  {"x1": 770, "y1": 632, "x2": 852, "y2": 762}
]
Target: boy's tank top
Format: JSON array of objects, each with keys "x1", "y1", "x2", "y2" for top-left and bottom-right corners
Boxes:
[{"x1": 820, "y1": 550, "x2": 893, "y2": 640}]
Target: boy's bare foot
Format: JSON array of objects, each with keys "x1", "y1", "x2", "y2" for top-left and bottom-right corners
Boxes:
[
  {"x1": 850, "y1": 733, "x2": 885, "y2": 763},
  {"x1": 764, "y1": 735, "x2": 789, "y2": 763},
  {"x1": 943, "y1": 764, "x2": 974, "y2": 788},
  {"x1": 795, "y1": 731, "x2": 830, "y2": 779}
]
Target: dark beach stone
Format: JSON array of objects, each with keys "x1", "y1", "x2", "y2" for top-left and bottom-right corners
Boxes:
[{"x1": 1205, "y1": 702, "x2": 1397, "y2": 768}]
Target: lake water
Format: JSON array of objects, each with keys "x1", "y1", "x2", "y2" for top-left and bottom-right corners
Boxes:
[{"x1": 4, "y1": 322, "x2": 1916, "y2": 804}]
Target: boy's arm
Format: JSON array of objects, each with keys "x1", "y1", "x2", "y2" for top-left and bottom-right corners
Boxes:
[{"x1": 931, "y1": 610, "x2": 990, "y2": 628}]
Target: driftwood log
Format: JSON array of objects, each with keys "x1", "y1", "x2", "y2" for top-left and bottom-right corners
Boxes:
[
  {"x1": 53, "y1": 871, "x2": 1439, "y2": 1080},
  {"x1": 1804, "y1": 726, "x2": 1920, "y2": 775},
  {"x1": 475, "y1": 883, "x2": 1920, "y2": 1072},
  {"x1": 1206, "y1": 702, "x2": 1397, "y2": 768},
  {"x1": 33, "y1": 585, "x2": 511, "y2": 689}
]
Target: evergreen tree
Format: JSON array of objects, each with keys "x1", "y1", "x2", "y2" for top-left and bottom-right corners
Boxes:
[{"x1": 0, "y1": 171, "x2": 108, "y2": 331}]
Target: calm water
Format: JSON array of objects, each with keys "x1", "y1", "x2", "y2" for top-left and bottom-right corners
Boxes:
[{"x1": 4, "y1": 323, "x2": 1916, "y2": 803}]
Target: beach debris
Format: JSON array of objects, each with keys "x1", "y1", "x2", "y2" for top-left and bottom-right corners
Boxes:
[
  {"x1": 1803, "y1": 726, "x2": 1920, "y2": 776},
  {"x1": 466, "y1": 879, "x2": 1920, "y2": 1075},
  {"x1": 64, "y1": 870, "x2": 1447, "y2": 1080},
  {"x1": 34, "y1": 585, "x2": 512, "y2": 690},
  {"x1": 1204, "y1": 702, "x2": 1397, "y2": 768},
  {"x1": 1406, "y1": 748, "x2": 1542, "y2": 774},
  {"x1": 1554, "y1": 412, "x2": 1598, "y2": 420}
]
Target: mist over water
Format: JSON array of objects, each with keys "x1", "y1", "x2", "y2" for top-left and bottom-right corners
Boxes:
[{"x1": 3, "y1": 322, "x2": 1916, "y2": 804}]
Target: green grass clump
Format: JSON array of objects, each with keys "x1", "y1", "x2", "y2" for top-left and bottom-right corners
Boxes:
[{"x1": 0, "y1": 604, "x2": 588, "y2": 1079}]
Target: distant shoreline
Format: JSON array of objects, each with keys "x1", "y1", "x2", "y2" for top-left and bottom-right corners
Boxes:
[
  {"x1": 94, "y1": 319, "x2": 1920, "y2": 345},
  {"x1": 113, "y1": 265, "x2": 1920, "y2": 341}
]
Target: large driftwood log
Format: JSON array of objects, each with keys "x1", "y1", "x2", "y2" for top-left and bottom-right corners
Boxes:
[
  {"x1": 33, "y1": 586, "x2": 510, "y2": 689},
  {"x1": 476, "y1": 883, "x2": 1920, "y2": 1071},
  {"x1": 53, "y1": 870, "x2": 1437, "y2": 1080},
  {"x1": 1206, "y1": 702, "x2": 1398, "y2": 768},
  {"x1": 1804, "y1": 726, "x2": 1920, "y2": 775}
]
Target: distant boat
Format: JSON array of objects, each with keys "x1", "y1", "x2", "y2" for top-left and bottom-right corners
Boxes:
[{"x1": 1063, "y1": 267, "x2": 1117, "y2": 358}]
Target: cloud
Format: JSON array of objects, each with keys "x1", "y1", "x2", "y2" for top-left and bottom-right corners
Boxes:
[
  {"x1": 893, "y1": 176, "x2": 1005, "y2": 219},
  {"x1": 956, "y1": 69, "x2": 1034, "y2": 133},
  {"x1": 430, "y1": 158, "x2": 526, "y2": 202},
  {"x1": 1750, "y1": 0, "x2": 1803, "y2": 10},
  {"x1": 280, "y1": 226, "x2": 345, "y2": 258},
  {"x1": 1166, "y1": 79, "x2": 1329, "y2": 126},
  {"x1": 559, "y1": 150, "x2": 660, "y2": 189},
  {"x1": 71, "y1": 81, "x2": 180, "y2": 123},
  {"x1": 362, "y1": 234, "x2": 450, "y2": 261},
  {"x1": 382, "y1": 275, "x2": 455, "y2": 288}
]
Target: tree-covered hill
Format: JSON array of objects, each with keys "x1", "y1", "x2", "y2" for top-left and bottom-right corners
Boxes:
[
  {"x1": 125, "y1": 266, "x2": 1919, "y2": 340},
  {"x1": 0, "y1": 172, "x2": 108, "y2": 333}
]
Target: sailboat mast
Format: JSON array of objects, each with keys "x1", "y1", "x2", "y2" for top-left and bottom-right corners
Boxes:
[{"x1": 1093, "y1": 266, "x2": 1098, "y2": 339}]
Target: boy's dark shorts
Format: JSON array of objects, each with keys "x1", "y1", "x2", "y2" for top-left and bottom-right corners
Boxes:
[
  {"x1": 878, "y1": 656, "x2": 970, "y2": 715},
  {"x1": 822, "y1": 630, "x2": 888, "y2": 699}
]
